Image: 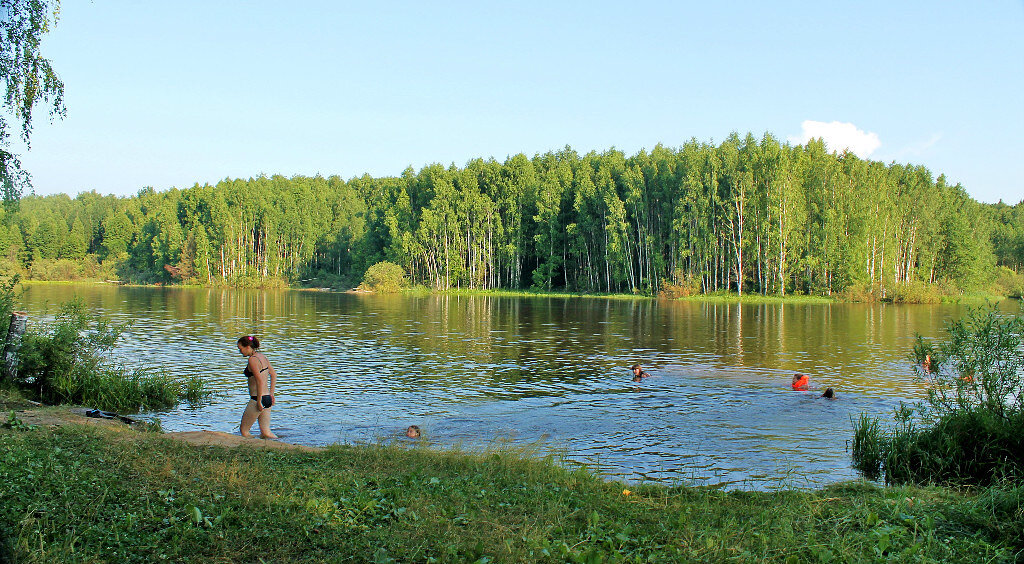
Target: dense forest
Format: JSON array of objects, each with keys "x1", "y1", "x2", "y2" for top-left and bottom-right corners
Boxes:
[{"x1": 1, "y1": 133, "x2": 1022, "y2": 299}]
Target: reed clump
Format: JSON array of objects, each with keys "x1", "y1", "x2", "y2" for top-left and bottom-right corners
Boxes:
[
  {"x1": 852, "y1": 305, "x2": 1024, "y2": 486},
  {"x1": 891, "y1": 280, "x2": 943, "y2": 304},
  {"x1": 10, "y1": 299, "x2": 212, "y2": 413}
]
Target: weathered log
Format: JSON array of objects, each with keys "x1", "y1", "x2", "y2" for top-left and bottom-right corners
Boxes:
[{"x1": 2, "y1": 312, "x2": 27, "y2": 383}]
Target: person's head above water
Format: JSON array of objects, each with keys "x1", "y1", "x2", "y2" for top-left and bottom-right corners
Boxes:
[
  {"x1": 406, "y1": 425, "x2": 420, "y2": 438},
  {"x1": 822, "y1": 387, "x2": 835, "y2": 399},
  {"x1": 792, "y1": 373, "x2": 809, "y2": 390},
  {"x1": 237, "y1": 335, "x2": 260, "y2": 355}
]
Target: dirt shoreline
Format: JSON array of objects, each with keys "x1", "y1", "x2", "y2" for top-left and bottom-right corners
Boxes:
[{"x1": 3, "y1": 404, "x2": 322, "y2": 453}]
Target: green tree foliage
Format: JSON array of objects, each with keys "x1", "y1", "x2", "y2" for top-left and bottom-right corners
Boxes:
[
  {"x1": 360, "y1": 261, "x2": 406, "y2": 293},
  {"x1": 1, "y1": 136, "x2": 1021, "y2": 295},
  {"x1": 0, "y1": 0, "x2": 65, "y2": 204},
  {"x1": 100, "y1": 209, "x2": 132, "y2": 259}
]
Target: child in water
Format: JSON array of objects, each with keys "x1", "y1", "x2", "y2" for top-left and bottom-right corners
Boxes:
[
  {"x1": 792, "y1": 373, "x2": 809, "y2": 390},
  {"x1": 821, "y1": 387, "x2": 836, "y2": 399},
  {"x1": 405, "y1": 425, "x2": 421, "y2": 438},
  {"x1": 631, "y1": 364, "x2": 651, "y2": 382}
]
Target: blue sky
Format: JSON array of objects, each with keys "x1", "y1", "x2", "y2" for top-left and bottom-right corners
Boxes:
[{"x1": 13, "y1": 1, "x2": 1024, "y2": 203}]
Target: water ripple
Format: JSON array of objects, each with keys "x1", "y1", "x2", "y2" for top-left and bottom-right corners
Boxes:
[{"x1": 16, "y1": 285, "x2": 994, "y2": 490}]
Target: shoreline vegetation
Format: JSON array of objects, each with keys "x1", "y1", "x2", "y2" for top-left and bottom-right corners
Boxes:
[
  {"x1": 1, "y1": 396, "x2": 1022, "y2": 562},
  {"x1": 1, "y1": 279, "x2": 213, "y2": 414},
  {"x1": 853, "y1": 307, "x2": 1024, "y2": 488},
  {"x1": 15, "y1": 277, "x2": 1020, "y2": 305}
]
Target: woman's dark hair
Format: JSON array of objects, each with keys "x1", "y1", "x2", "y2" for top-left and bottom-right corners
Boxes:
[
  {"x1": 238, "y1": 335, "x2": 260, "y2": 349},
  {"x1": 631, "y1": 364, "x2": 642, "y2": 371},
  {"x1": 822, "y1": 387, "x2": 835, "y2": 399}
]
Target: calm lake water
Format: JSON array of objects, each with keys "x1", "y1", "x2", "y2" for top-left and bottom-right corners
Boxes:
[{"x1": 18, "y1": 285, "x2": 1021, "y2": 489}]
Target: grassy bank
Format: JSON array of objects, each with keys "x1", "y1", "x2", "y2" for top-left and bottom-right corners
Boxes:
[
  {"x1": 384, "y1": 286, "x2": 1015, "y2": 305},
  {"x1": 429, "y1": 288, "x2": 835, "y2": 304},
  {"x1": 0, "y1": 418, "x2": 1020, "y2": 562},
  {"x1": 413, "y1": 287, "x2": 655, "y2": 301},
  {"x1": 674, "y1": 292, "x2": 836, "y2": 304}
]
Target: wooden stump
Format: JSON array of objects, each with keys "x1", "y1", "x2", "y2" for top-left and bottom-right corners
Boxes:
[{"x1": 2, "y1": 312, "x2": 27, "y2": 383}]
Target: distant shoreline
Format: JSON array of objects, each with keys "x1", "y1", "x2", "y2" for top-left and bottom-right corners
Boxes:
[{"x1": 14, "y1": 279, "x2": 1014, "y2": 305}]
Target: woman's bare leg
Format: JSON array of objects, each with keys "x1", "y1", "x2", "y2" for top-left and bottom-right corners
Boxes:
[
  {"x1": 239, "y1": 401, "x2": 260, "y2": 437},
  {"x1": 258, "y1": 407, "x2": 277, "y2": 439}
]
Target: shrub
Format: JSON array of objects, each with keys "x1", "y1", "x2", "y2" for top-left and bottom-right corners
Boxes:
[
  {"x1": 658, "y1": 276, "x2": 701, "y2": 299},
  {"x1": 840, "y1": 281, "x2": 883, "y2": 303},
  {"x1": 883, "y1": 408, "x2": 1024, "y2": 485},
  {"x1": 890, "y1": 280, "x2": 942, "y2": 304},
  {"x1": 0, "y1": 257, "x2": 24, "y2": 279},
  {"x1": 360, "y1": 261, "x2": 406, "y2": 293},
  {"x1": 297, "y1": 269, "x2": 354, "y2": 291},
  {"x1": 992, "y1": 266, "x2": 1024, "y2": 299},
  {"x1": 228, "y1": 275, "x2": 288, "y2": 289},
  {"x1": 852, "y1": 305, "x2": 1024, "y2": 485},
  {"x1": 26, "y1": 257, "x2": 101, "y2": 281},
  {"x1": 13, "y1": 299, "x2": 211, "y2": 412}
]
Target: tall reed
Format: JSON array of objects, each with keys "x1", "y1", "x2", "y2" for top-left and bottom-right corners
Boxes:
[{"x1": 852, "y1": 305, "x2": 1024, "y2": 485}]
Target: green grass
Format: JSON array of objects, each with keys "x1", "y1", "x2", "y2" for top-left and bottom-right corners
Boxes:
[
  {"x1": 674, "y1": 291, "x2": 837, "y2": 304},
  {"x1": 416, "y1": 287, "x2": 839, "y2": 303},
  {"x1": 0, "y1": 423, "x2": 1020, "y2": 562},
  {"x1": 422, "y1": 287, "x2": 655, "y2": 301},
  {"x1": 939, "y1": 292, "x2": 1013, "y2": 304}
]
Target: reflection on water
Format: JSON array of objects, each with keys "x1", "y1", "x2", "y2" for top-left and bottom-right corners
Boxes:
[{"x1": 19, "y1": 285, "x2": 1021, "y2": 489}]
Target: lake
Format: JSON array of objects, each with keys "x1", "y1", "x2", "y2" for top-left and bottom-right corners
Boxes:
[{"x1": 18, "y1": 285, "x2": 1018, "y2": 489}]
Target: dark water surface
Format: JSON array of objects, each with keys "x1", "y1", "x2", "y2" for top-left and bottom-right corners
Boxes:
[{"x1": 19, "y1": 285, "x2": 1020, "y2": 489}]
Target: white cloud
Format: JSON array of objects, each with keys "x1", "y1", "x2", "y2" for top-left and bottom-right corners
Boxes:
[{"x1": 788, "y1": 120, "x2": 881, "y2": 158}]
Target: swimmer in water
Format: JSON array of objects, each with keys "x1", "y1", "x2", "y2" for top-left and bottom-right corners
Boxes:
[
  {"x1": 792, "y1": 373, "x2": 809, "y2": 390},
  {"x1": 631, "y1": 364, "x2": 651, "y2": 382},
  {"x1": 406, "y1": 425, "x2": 421, "y2": 438},
  {"x1": 821, "y1": 387, "x2": 836, "y2": 399}
]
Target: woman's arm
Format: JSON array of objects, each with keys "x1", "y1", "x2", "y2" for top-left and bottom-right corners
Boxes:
[{"x1": 267, "y1": 362, "x2": 277, "y2": 406}]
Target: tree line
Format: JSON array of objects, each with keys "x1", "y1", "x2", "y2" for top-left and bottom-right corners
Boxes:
[{"x1": 2, "y1": 132, "x2": 1022, "y2": 297}]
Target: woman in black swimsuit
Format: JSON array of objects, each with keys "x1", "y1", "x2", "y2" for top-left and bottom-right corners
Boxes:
[{"x1": 237, "y1": 335, "x2": 278, "y2": 439}]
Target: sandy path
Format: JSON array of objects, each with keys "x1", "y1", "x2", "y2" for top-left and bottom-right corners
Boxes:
[{"x1": 4, "y1": 406, "x2": 322, "y2": 453}]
